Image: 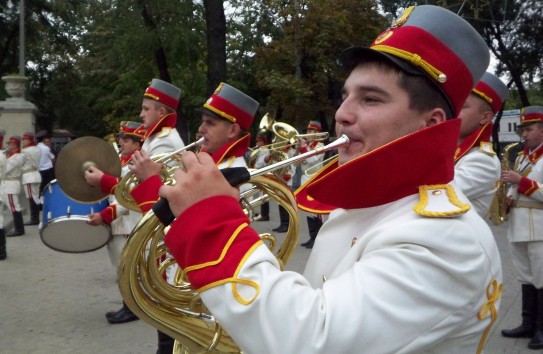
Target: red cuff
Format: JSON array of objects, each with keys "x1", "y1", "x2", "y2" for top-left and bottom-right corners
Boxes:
[
  {"x1": 100, "y1": 205, "x2": 116, "y2": 225},
  {"x1": 164, "y1": 196, "x2": 260, "y2": 290},
  {"x1": 299, "y1": 146, "x2": 308, "y2": 154},
  {"x1": 518, "y1": 176, "x2": 539, "y2": 196},
  {"x1": 130, "y1": 175, "x2": 163, "y2": 213},
  {"x1": 100, "y1": 174, "x2": 120, "y2": 195}
]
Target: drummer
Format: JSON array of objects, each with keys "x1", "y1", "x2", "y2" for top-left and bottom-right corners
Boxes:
[
  {"x1": 87, "y1": 121, "x2": 144, "y2": 324},
  {"x1": 84, "y1": 79, "x2": 185, "y2": 354}
]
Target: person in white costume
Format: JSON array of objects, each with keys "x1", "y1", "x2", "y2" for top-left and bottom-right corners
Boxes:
[
  {"x1": 454, "y1": 72, "x2": 508, "y2": 218},
  {"x1": 21, "y1": 132, "x2": 42, "y2": 226},
  {"x1": 0, "y1": 130, "x2": 6, "y2": 259},
  {"x1": 501, "y1": 106, "x2": 543, "y2": 350},
  {"x1": 2, "y1": 136, "x2": 25, "y2": 237},
  {"x1": 87, "y1": 121, "x2": 144, "y2": 324},
  {"x1": 160, "y1": 5, "x2": 502, "y2": 354},
  {"x1": 84, "y1": 78, "x2": 185, "y2": 354},
  {"x1": 297, "y1": 120, "x2": 325, "y2": 248}
]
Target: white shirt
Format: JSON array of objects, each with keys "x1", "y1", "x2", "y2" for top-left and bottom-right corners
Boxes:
[{"x1": 37, "y1": 142, "x2": 55, "y2": 171}]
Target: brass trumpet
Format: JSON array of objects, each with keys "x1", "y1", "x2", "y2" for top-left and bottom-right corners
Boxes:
[{"x1": 114, "y1": 137, "x2": 205, "y2": 211}]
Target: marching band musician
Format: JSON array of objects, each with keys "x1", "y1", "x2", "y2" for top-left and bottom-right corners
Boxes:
[
  {"x1": 0, "y1": 130, "x2": 6, "y2": 260},
  {"x1": 501, "y1": 106, "x2": 543, "y2": 349},
  {"x1": 21, "y1": 132, "x2": 42, "y2": 226},
  {"x1": 296, "y1": 120, "x2": 325, "y2": 248},
  {"x1": 84, "y1": 78, "x2": 185, "y2": 354},
  {"x1": 252, "y1": 132, "x2": 272, "y2": 221},
  {"x1": 87, "y1": 121, "x2": 144, "y2": 324},
  {"x1": 2, "y1": 136, "x2": 25, "y2": 237},
  {"x1": 130, "y1": 82, "x2": 259, "y2": 212},
  {"x1": 85, "y1": 78, "x2": 185, "y2": 212},
  {"x1": 454, "y1": 72, "x2": 508, "y2": 218},
  {"x1": 159, "y1": 5, "x2": 502, "y2": 353},
  {"x1": 271, "y1": 143, "x2": 296, "y2": 233}
]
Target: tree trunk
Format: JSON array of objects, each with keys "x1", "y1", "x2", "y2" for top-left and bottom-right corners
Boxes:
[{"x1": 203, "y1": 0, "x2": 226, "y2": 95}]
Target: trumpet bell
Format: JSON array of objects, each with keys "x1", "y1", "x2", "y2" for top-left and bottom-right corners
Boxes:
[
  {"x1": 258, "y1": 113, "x2": 274, "y2": 133},
  {"x1": 272, "y1": 122, "x2": 298, "y2": 142}
]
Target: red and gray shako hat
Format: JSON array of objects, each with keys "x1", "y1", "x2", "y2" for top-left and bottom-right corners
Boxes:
[
  {"x1": 472, "y1": 72, "x2": 509, "y2": 113},
  {"x1": 519, "y1": 106, "x2": 543, "y2": 128},
  {"x1": 8, "y1": 135, "x2": 21, "y2": 145},
  {"x1": 117, "y1": 120, "x2": 145, "y2": 140},
  {"x1": 143, "y1": 79, "x2": 181, "y2": 110},
  {"x1": 198, "y1": 82, "x2": 259, "y2": 131},
  {"x1": 22, "y1": 132, "x2": 36, "y2": 141},
  {"x1": 307, "y1": 120, "x2": 322, "y2": 132},
  {"x1": 340, "y1": 5, "x2": 490, "y2": 117}
]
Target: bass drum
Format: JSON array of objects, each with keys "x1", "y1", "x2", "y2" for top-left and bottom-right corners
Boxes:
[{"x1": 40, "y1": 180, "x2": 111, "y2": 253}]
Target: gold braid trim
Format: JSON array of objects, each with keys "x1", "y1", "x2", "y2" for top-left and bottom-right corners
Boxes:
[
  {"x1": 476, "y1": 279, "x2": 503, "y2": 354},
  {"x1": 372, "y1": 45, "x2": 447, "y2": 83},
  {"x1": 472, "y1": 88, "x2": 494, "y2": 105}
]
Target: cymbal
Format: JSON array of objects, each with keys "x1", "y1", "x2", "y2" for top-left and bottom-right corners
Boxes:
[{"x1": 55, "y1": 136, "x2": 121, "y2": 203}]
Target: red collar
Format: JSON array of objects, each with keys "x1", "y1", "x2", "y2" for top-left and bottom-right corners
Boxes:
[
  {"x1": 206, "y1": 134, "x2": 250, "y2": 165},
  {"x1": 144, "y1": 112, "x2": 177, "y2": 140},
  {"x1": 454, "y1": 123, "x2": 492, "y2": 162},
  {"x1": 120, "y1": 149, "x2": 139, "y2": 167},
  {"x1": 524, "y1": 143, "x2": 543, "y2": 163},
  {"x1": 6, "y1": 148, "x2": 20, "y2": 158},
  {"x1": 296, "y1": 119, "x2": 460, "y2": 210}
]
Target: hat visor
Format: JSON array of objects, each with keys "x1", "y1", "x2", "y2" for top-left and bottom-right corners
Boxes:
[
  {"x1": 341, "y1": 46, "x2": 424, "y2": 76},
  {"x1": 195, "y1": 107, "x2": 224, "y2": 121},
  {"x1": 340, "y1": 46, "x2": 454, "y2": 116}
]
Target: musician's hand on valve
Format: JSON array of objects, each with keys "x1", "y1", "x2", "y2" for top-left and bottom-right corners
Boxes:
[
  {"x1": 129, "y1": 150, "x2": 162, "y2": 182},
  {"x1": 87, "y1": 212, "x2": 103, "y2": 226},
  {"x1": 159, "y1": 151, "x2": 239, "y2": 218},
  {"x1": 85, "y1": 166, "x2": 104, "y2": 187},
  {"x1": 502, "y1": 170, "x2": 522, "y2": 185}
]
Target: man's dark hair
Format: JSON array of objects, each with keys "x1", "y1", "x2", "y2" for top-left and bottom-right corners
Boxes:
[{"x1": 356, "y1": 60, "x2": 454, "y2": 119}]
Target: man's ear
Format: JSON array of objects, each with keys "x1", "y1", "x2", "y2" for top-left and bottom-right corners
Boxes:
[
  {"x1": 425, "y1": 108, "x2": 447, "y2": 127},
  {"x1": 480, "y1": 110, "x2": 494, "y2": 125},
  {"x1": 228, "y1": 123, "x2": 242, "y2": 139}
]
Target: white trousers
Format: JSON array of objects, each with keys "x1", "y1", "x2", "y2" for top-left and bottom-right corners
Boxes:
[{"x1": 511, "y1": 241, "x2": 543, "y2": 289}]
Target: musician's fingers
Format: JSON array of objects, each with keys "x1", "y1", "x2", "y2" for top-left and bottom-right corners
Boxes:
[
  {"x1": 195, "y1": 151, "x2": 215, "y2": 165},
  {"x1": 179, "y1": 151, "x2": 198, "y2": 170}
]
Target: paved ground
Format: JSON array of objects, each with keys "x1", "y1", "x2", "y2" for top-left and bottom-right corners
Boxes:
[{"x1": 1, "y1": 197, "x2": 541, "y2": 353}]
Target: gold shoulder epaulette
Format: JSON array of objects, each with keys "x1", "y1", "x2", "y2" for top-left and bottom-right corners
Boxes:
[
  {"x1": 158, "y1": 127, "x2": 172, "y2": 138},
  {"x1": 413, "y1": 184, "x2": 470, "y2": 218},
  {"x1": 479, "y1": 141, "x2": 496, "y2": 156}
]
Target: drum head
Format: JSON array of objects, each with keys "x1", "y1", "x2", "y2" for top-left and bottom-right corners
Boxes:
[{"x1": 40, "y1": 217, "x2": 112, "y2": 253}]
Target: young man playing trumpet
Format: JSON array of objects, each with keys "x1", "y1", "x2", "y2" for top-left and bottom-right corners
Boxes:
[{"x1": 158, "y1": 5, "x2": 502, "y2": 353}]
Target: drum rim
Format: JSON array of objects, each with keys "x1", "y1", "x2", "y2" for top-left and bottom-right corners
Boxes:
[{"x1": 39, "y1": 218, "x2": 112, "y2": 254}]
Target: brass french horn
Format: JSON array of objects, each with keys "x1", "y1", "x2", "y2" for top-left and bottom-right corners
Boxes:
[
  {"x1": 117, "y1": 135, "x2": 349, "y2": 353},
  {"x1": 114, "y1": 138, "x2": 205, "y2": 211}
]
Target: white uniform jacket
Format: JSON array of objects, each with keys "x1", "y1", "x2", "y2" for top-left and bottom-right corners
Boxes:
[
  {"x1": 1, "y1": 152, "x2": 23, "y2": 195},
  {"x1": 21, "y1": 145, "x2": 42, "y2": 184},
  {"x1": 507, "y1": 147, "x2": 543, "y2": 242},
  {"x1": 454, "y1": 143, "x2": 500, "y2": 217},
  {"x1": 168, "y1": 186, "x2": 502, "y2": 354},
  {"x1": 108, "y1": 163, "x2": 142, "y2": 235},
  {"x1": 142, "y1": 127, "x2": 184, "y2": 156}
]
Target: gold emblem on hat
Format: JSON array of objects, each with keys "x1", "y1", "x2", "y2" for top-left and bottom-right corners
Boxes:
[
  {"x1": 391, "y1": 6, "x2": 414, "y2": 28},
  {"x1": 374, "y1": 30, "x2": 393, "y2": 45}
]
